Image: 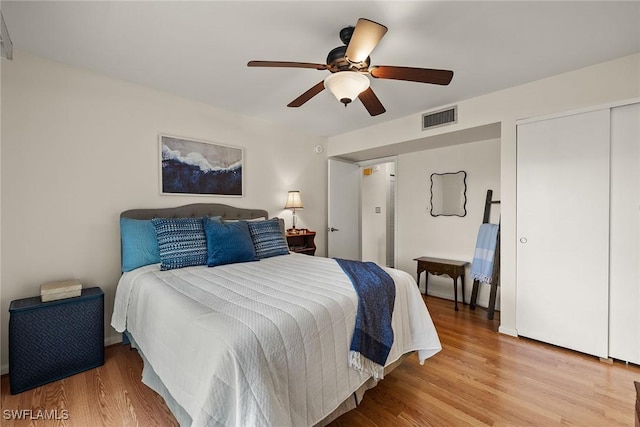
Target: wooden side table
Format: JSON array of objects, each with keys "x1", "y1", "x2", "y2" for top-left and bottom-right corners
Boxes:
[
  {"x1": 414, "y1": 257, "x2": 469, "y2": 311},
  {"x1": 286, "y1": 229, "x2": 316, "y2": 256}
]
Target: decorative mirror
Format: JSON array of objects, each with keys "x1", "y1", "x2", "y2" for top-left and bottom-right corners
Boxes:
[{"x1": 430, "y1": 171, "x2": 467, "y2": 217}]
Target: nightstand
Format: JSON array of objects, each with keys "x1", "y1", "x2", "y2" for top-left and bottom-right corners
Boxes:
[
  {"x1": 9, "y1": 287, "x2": 104, "y2": 394},
  {"x1": 286, "y1": 230, "x2": 316, "y2": 256}
]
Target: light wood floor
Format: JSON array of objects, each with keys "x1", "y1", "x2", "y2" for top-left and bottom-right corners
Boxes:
[{"x1": 2, "y1": 296, "x2": 639, "y2": 426}]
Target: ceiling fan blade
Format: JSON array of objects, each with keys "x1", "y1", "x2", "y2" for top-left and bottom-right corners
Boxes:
[
  {"x1": 287, "y1": 81, "x2": 326, "y2": 107},
  {"x1": 248, "y1": 61, "x2": 328, "y2": 70},
  {"x1": 358, "y1": 87, "x2": 386, "y2": 116},
  {"x1": 370, "y1": 66, "x2": 454, "y2": 85},
  {"x1": 345, "y1": 18, "x2": 388, "y2": 64}
]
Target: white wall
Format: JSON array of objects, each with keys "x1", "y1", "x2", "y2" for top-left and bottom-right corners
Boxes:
[
  {"x1": 328, "y1": 53, "x2": 640, "y2": 336},
  {"x1": 0, "y1": 52, "x2": 328, "y2": 371},
  {"x1": 397, "y1": 139, "x2": 500, "y2": 306}
]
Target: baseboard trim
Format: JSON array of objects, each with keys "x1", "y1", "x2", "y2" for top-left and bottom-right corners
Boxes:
[
  {"x1": 498, "y1": 326, "x2": 518, "y2": 337},
  {"x1": 105, "y1": 334, "x2": 123, "y2": 346}
]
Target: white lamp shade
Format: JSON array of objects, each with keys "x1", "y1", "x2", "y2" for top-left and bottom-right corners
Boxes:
[
  {"x1": 284, "y1": 191, "x2": 304, "y2": 210},
  {"x1": 345, "y1": 18, "x2": 388, "y2": 63},
  {"x1": 324, "y1": 72, "x2": 370, "y2": 104}
]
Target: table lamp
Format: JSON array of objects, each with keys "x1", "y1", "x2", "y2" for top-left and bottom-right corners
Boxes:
[{"x1": 284, "y1": 190, "x2": 304, "y2": 233}]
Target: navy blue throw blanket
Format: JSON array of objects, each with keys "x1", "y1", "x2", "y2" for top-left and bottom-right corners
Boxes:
[{"x1": 335, "y1": 258, "x2": 396, "y2": 379}]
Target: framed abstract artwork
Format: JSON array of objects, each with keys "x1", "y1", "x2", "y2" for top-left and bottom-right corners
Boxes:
[{"x1": 159, "y1": 135, "x2": 244, "y2": 197}]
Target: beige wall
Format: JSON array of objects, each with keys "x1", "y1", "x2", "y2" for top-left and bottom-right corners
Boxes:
[
  {"x1": 328, "y1": 53, "x2": 640, "y2": 336},
  {"x1": 396, "y1": 138, "x2": 500, "y2": 306},
  {"x1": 0, "y1": 52, "x2": 328, "y2": 372}
]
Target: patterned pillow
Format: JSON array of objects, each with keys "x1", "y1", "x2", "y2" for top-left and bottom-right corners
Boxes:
[
  {"x1": 152, "y1": 217, "x2": 208, "y2": 270},
  {"x1": 248, "y1": 218, "x2": 290, "y2": 259}
]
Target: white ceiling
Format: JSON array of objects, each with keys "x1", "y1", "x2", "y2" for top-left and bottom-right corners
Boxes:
[{"x1": 3, "y1": 1, "x2": 639, "y2": 137}]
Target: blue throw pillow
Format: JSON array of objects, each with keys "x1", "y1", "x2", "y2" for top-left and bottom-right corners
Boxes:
[
  {"x1": 120, "y1": 218, "x2": 161, "y2": 272},
  {"x1": 247, "y1": 218, "x2": 290, "y2": 259},
  {"x1": 152, "y1": 217, "x2": 208, "y2": 271},
  {"x1": 204, "y1": 219, "x2": 256, "y2": 267}
]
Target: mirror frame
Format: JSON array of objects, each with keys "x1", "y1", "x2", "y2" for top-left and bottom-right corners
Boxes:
[{"x1": 430, "y1": 170, "x2": 467, "y2": 217}]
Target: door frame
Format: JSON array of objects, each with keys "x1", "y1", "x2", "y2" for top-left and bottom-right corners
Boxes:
[
  {"x1": 327, "y1": 156, "x2": 399, "y2": 264},
  {"x1": 357, "y1": 156, "x2": 398, "y2": 268}
]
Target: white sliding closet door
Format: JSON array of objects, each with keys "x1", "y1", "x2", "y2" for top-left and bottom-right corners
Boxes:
[
  {"x1": 516, "y1": 109, "x2": 610, "y2": 358},
  {"x1": 609, "y1": 102, "x2": 640, "y2": 364}
]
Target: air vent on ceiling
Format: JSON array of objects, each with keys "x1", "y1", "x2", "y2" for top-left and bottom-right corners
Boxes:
[{"x1": 422, "y1": 106, "x2": 457, "y2": 130}]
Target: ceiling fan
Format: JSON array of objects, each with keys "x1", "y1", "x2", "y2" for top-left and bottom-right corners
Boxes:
[{"x1": 247, "y1": 18, "x2": 454, "y2": 116}]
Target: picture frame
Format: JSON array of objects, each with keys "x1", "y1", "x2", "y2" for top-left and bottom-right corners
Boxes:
[{"x1": 159, "y1": 134, "x2": 244, "y2": 197}]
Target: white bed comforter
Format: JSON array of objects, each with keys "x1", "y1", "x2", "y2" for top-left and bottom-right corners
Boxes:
[{"x1": 111, "y1": 253, "x2": 441, "y2": 427}]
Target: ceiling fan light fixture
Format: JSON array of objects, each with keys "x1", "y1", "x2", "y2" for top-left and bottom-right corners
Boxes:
[
  {"x1": 324, "y1": 72, "x2": 370, "y2": 106},
  {"x1": 248, "y1": 17, "x2": 453, "y2": 116}
]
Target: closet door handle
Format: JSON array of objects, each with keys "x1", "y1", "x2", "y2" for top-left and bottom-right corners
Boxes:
[{"x1": 520, "y1": 237, "x2": 528, "y2": 243}]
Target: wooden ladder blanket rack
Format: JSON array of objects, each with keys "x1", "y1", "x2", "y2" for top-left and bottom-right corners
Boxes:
[{"x1": 469, "y1": 189, "x2": 501, "y2": 320}]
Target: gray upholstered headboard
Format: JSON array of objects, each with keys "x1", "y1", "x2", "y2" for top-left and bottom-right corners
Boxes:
[{"x1": 120, "y1": 203, "x2": 269, "y2": 221}]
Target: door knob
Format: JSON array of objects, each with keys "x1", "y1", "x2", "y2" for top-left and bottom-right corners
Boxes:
[
  {"x1": 520, "y1": 237, "x2": 528, "y2": 243},
  {"x1": 329, "y1": 227, "x2": 340, "y2": 232}
]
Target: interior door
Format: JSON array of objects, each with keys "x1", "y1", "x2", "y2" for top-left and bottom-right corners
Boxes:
[
  {"x1": 516, "y1": 109, "x2": 610, "y2": 358},
  {"x1": 328, "y1": 159, "x2": 360, "y2": 260}
]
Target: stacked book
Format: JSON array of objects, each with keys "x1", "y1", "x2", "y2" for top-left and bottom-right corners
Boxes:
[{"x1": 40, "y1": 279, "x2": 82, "y2": 302}]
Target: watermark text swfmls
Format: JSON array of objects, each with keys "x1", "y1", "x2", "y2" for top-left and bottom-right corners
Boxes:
[{"x1": 3, "y1": 409, "x2": 70, "y2": 420}]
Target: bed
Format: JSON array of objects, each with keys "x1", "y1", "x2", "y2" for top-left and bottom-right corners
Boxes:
[{"x1": 111, "y1": 203, "x2": 441, "y2": 426}]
